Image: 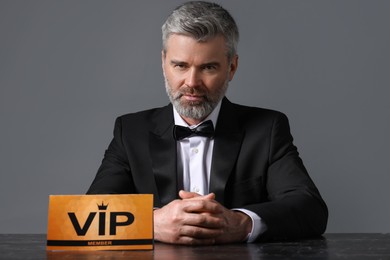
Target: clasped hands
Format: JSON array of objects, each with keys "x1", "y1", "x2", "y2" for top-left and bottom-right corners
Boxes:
[{"x1": 154, "y1": 190, "x2": 252, "y2": 245}]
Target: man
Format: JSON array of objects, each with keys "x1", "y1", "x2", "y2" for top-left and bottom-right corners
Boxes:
[{"x1": 87, "y1": 1, "x2": 328, "y2": 245}]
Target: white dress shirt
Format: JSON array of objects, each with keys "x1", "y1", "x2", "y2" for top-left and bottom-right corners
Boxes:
[{"x1": 173, "y1": 101, "x2": 266, "y2": 242}]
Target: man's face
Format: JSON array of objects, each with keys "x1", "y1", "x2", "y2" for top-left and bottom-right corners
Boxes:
[{"x1": 162, "y1": 34, "x2": 238, "y2": 125}]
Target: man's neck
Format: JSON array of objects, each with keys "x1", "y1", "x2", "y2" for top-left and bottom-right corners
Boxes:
[{"x1": 181, "y1": 117, "x2": 204, "y2": 126}]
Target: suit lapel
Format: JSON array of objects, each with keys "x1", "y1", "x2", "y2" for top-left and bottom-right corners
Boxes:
[
  {"x1": 149, "y1": 104, "x2": 178, "y2": 207},
  {"x1": 210, "y1": 98, "x2": 244, "y2": 205}
]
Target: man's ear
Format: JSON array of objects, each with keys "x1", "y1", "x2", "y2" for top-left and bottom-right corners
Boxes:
[
  {"x1": 161, "y1": 50, "x2": 166, "y2": 66},
  {"x1": 229, "y1": 54, "x2": 239, "y2": 81},
  {"x1": 161, "y1": 50, "x2": 167, "y2": 76}
]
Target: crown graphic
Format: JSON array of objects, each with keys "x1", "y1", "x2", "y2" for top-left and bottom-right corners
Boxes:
[{"x1": 97, "y1": 201, "x2": 108, "y2": 210}]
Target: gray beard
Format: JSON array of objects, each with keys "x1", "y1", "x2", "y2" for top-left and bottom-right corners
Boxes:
[{"x1": 164, "y1": 77, "x2": 228, "y2": 120}]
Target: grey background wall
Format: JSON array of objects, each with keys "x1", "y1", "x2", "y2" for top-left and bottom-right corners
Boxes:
[{"x1": 1, "y1": 0, "x2": 389, "y2": 233}]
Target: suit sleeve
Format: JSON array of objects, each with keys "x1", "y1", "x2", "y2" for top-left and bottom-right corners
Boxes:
[
  {"x1": 244, "y1": 113, "x2": 328, "y2": 241},
  {"x1": 86, "y1": 117, "x2": 135, "y2": 194}
]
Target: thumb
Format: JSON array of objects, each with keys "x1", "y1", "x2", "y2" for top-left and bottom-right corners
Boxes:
[
  {"x1": 179, "y1": 190, "x2": 201, "y2": 199},
  {"x1": 179, "y1": 190, "x2": 216, "y2": 200}
]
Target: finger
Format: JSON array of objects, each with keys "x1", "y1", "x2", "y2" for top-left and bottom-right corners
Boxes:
[
  {"x1": 182, "y1": 212, "x2": 225, "y2": 229},
  {"x1": 179, "y1": 224, "x2": 223, "y2": 239},
  {"x1": 182, "y1": 199, "x2": 223, "y2": 215},
  {"x1": 179, "y1": 190, "x2": 216, "y2": 201},
  {"x1": 203, "y1": 192, "x2": 216, "y2": 200},
  {"x1": 179, "y1": 190, "x2": 201, "y2": 199}
]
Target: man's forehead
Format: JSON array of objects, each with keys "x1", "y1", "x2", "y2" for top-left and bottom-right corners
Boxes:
[{"x1": 164, "y1": 34, "x2": 228, "y2": 57}]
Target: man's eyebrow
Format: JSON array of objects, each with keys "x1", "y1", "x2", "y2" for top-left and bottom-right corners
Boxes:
[
  {"x1": 169, "y1": 60, "x2": 221, "y2": 67},
  {"x1": 170, "y1": 60, "x2": 187, "y2": 65},
  {"x1": 202, "y1": 61, "x2": 220, "y2": 67}
]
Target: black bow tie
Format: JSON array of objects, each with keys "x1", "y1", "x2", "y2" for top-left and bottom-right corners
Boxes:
[{"x1": 173, "y1": 120, "x2": 215, "y2": 140}]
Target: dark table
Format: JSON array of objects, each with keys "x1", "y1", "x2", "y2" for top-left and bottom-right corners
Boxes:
[{"x1": 0, "y1": 234, "x2": 389, "y2": 259}]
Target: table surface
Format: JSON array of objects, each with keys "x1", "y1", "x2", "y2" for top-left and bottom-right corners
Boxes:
[{"x1": 0, "y1": 233, "x2": 389, "y2": 259}]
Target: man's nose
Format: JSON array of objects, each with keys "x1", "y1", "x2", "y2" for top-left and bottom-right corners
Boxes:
[{"x1": 185, "y1": 68, "x2": 201, "y2": 87}]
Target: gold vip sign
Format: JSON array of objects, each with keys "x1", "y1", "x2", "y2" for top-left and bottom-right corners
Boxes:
[{"x1": 47, "y1": 194, "x2": 153, "y2": 251}]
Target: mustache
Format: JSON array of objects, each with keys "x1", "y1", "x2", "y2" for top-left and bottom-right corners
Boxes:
[{"x1": 174, "y1": 86, "x2": 208, "y2": 99}]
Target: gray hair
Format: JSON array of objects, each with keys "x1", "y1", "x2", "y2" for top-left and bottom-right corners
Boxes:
[{"x1": 162, "y1": 1, "x2": 239, "y2": 62}]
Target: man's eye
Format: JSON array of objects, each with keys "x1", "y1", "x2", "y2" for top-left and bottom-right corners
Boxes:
[
  {"x1": 203, "y1": 65, "x2": 216, "y2": 71},
  {"x1": 174, "y1": 64, "x2": 186, "y2": 69}
]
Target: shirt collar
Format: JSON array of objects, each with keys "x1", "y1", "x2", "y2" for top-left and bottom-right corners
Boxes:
[{"x1": 173, "y1": 100, "x2": 222, "y2": 129}]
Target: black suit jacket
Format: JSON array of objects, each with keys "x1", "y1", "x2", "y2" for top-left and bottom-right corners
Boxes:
[{"x1": 87, "y1": 98, "x2": 328, "y2": 241}]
